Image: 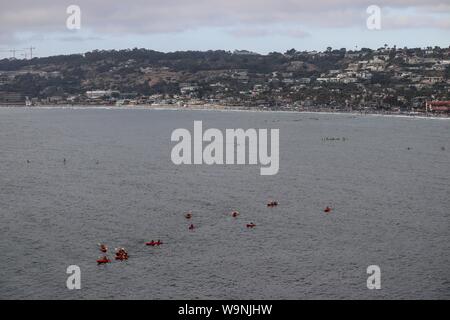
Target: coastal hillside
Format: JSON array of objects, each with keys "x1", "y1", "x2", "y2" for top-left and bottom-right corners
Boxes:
[{"x1": 0, "y1": 47, "x2": 449, "y2": 113}]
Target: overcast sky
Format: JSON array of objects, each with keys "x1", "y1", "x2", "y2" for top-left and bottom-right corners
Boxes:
[{"x1": 1, "y1": 0, "x2": 449, "y2": 58}]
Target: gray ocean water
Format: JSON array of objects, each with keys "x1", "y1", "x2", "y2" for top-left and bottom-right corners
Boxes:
[{"x1": 0, "y1": 107, "x2": 449, "y2": 299}]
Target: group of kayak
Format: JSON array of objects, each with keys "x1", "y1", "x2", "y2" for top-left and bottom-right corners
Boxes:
[
  {"x1": 184, "y1": 203, "x2": 279, "y2": 232},
  {"x1": 115, "y1": 248, "x2": 129, "y2": 261},
  {"x1": 96, "y1": 202, "x2": 334, "y2": 265},
  {"x1": 184, "y1": 211, "x2": 195, "y2": 230},
  {"x1": 97, "y1": 245, "x2": 129, "y2": 264},
  {"x1": 185, "y1": 209, "x2": 248, "y2": 231}
]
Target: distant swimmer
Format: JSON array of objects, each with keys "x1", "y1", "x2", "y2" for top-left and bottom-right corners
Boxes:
[
  {"x1": 189, "y1": 224, "x2": 195, "y2": 230},
  {"x1": 324, "y1": 206, "x2": 332, "y2": 213},
  {"x1": 246, "y1": 222, "x2": 256, "y2": 228},
  {"x1": 63, "y1": 158, "x2": 66, "y2": 164},
  {"x1": 98, "y1": 243, "x2": 108, "y2": 253},
  {"x1": 185, "y1": 212, "x2": 192, "y2": 219},
  {"x1": 232, "y1": 211, "x2": 239, "y2": 218},
  {"x1": 26, "y1": 160, "x2": 30, "y2": 164}
]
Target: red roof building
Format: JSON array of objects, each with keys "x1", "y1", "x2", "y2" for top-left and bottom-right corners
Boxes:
[{"x1": 426, "y1": 101, "x2": 450, "y2": 112}]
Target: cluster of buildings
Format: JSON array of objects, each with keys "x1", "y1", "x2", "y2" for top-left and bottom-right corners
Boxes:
[{"x1": 1, "y1": 46, "x2": 450, "y2": 115}]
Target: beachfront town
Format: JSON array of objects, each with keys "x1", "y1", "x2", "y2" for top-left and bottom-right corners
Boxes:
[{"x1": 1, "y1": 46, "x2": 450, "y2": 115}]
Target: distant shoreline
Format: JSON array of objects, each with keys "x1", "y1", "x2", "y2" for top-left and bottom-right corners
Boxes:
[{"x1": 1, "y1": 104, "x2": 449, "y2": 120}]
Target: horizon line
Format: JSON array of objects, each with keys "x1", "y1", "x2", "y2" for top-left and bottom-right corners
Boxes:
[{"x1": 1, "y1": 44, "x2": 450, "y2": 60}]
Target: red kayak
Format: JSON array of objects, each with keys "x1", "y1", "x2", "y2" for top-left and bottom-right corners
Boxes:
[
  {"x1": 97, "y1": 257, "x2": 111, "y2": 265},
  {"x1": 267, "y1": 201, "x2": 278, "y2": 207},
  {"x1": 146, "y1": 241, "x2": 156, "y2": 246},
  {"x1": 246, "y1": 223, "x2": 256, "y2": 228},
  {"x1": 324, "y1": 206, "x2": 332, "y2": 213},
  {"x1": 146, "y1": 240, "x2": 163, "y2": 246}
]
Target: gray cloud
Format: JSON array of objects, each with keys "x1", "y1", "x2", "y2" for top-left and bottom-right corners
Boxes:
[
  {"x1": 1, "y1": 0, "x2": 449, "y2": 45},
  {"x1": 57, "y1": 35, "x2": 103, "y2": 42},
  {"x1": 228, "y1": 27, "x2": 309, "y2": 38}
]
